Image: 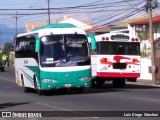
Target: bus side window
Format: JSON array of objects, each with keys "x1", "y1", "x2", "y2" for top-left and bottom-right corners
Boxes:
[{"x1": 129, "y1": 46, "x2": 138, "y2": 55}]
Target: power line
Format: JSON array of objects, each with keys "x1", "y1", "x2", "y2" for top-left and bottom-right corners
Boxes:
[
  {"x1": 0, "y1": 0, "x2": 158, "y2": 29},
  {"x1": 92, "y1": 0, "x2": 145, "y2": 25}
]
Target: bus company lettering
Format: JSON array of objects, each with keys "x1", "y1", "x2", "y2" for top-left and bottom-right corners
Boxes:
[{"x1": 24, "y1": 60, "x2": 28, "y2": 64}]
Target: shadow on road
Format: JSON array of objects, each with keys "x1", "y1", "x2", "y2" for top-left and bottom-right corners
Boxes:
[
  {"x1": 0, "y1": 70, "x2": 10, "y2": 73},
  {"x1": 37, "y1": 85, "x2": 126, "y2": 96},
  {"x1": 36, "y1": 82, "x2": 160, "y2": 96},
  {"x1": 0, "y1": 102, "x2": 30, "y2": 109}
]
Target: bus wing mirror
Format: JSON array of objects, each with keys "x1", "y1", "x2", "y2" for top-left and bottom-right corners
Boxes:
[
  {"x1": 87, "y1": 33, "x2": 96, "y2": 50},
  {"x1": 35, "y1": 36, "x2": 41, "y2": 52}
]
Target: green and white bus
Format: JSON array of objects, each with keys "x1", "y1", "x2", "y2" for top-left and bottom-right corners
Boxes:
[{"x1": 15, "y1": 23, "x2": 93, "y2": 94}]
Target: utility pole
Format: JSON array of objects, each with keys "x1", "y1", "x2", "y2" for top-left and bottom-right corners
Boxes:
[
  {"x1": 48, "y1": 0, "x2": 51, "y2": 24},
  {"x1": 12, "y1": 11, "x2": 20, "y2": 50},
  {"x1": 15, "y1": 12, "x2": 18, "y2": 37},
  {"x1": 146, "y1": 0, "x2": 157, "y2": 84},
  {"x1": 13, "y1": 11, "x2": 18, "y2": 37}
]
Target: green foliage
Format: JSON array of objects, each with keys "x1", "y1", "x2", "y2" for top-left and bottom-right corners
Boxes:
[
  {"x1": 141, "y1": 51, "x2": 151, "y2": 58},
  {"x1": 3, "y1": 42, "x2": 14, "y2": 55},
  {"x1": 138, "y1": 32, "x2": 147, "y2": 41}
]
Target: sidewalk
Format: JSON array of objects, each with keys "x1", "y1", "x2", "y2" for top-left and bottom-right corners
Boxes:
[{"x1": 127, "y1": 79, "x2": 160, "y2": 87}]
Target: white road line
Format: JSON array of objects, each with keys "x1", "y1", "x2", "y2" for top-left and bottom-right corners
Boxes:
[
  {"x1": 37, "y1": 102, "x2": 98, "y2": 119},
  {"x1": 37, "y1": 102, "x2": 71, "y2": 111}
]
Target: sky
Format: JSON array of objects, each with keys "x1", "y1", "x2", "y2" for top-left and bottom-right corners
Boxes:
[
  {"x1": 0, "y1": 0, "x2": 103, "y2": 28},
  {"x1": 0, "y1": 0, "x2": 160, "y2": 44}
]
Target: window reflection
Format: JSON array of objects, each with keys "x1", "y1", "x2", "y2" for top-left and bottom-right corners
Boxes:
[{"x1": 40, "y1": 34, "x2": 89, "y2": 67}]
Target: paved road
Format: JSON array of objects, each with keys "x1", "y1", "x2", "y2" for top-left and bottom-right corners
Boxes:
[{"x1": 0, "y1": 67, "x2": 160, "y2": 120}]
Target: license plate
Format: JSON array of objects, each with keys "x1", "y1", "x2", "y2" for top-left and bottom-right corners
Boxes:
[{"x1": 64, "y1": 84, "x2": 71, "y2": 88}]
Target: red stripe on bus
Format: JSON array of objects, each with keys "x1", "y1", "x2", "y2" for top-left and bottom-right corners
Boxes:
[{"x1": 97, "y1": 72, "x2": 140, "y2": 78}]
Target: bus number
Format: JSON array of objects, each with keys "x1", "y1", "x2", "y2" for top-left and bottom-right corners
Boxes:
[{"x1": 24, "y1": 60, "x2": 28, "y2": 64}]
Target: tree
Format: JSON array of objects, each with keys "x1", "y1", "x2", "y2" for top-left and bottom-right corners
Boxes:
[
  {"x1": 138, "y1": 32, "x2": 147, "y2": 41},
  {"x1": 3, "y1": 42, "x2": 14, "y2": 55},
  {"x1": 138, "y1": 32, "x2": 149, "y2": 57}
]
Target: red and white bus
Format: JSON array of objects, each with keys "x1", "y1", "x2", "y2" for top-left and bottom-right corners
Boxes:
[{"x1": 88, "y1": 32, "x2": 141, "y2": 88}]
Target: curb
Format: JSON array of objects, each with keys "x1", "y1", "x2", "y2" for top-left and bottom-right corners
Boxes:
[{"x1": 127, "y1": 79, "x2": 160, "y2": 87}]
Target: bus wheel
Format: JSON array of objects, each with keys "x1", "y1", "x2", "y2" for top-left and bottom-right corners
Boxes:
[
  {"x1": 92, "y1": 77, "x2": 100, "y2": 88},
  {"x1": 92, "y1": 77, "x2": 105, "y2": 88},
  {"x1": 91, "y1": 79, "x2": 97, "y2": 88},
  {"x1": 112, "y1": 79, "x2": 126, "y2": 88},
  {"x1": 76, "y1": 87, "x2": 84, "y2": 93},
  {"x1": 21, "y1": 75, "x2": 30, "y2": 93},
  {"x1": 92, "y1": 80, "x2": 101, "y2": 88}
]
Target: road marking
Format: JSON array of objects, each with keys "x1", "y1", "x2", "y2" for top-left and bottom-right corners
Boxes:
[
  {"x1": 37, "y1": 102, "x2": 71, "y2": 111},
  {"x1": 37, "y1": 102, "x2": 98, "y2": 119}
]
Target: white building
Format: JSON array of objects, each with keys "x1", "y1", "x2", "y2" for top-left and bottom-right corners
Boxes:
[{"x1": 25, "y1": 16, "x2": 93, "y2": 32}]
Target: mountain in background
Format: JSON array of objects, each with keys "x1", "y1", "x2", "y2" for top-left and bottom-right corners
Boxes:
[{"x1": 0, "y1": 24, "x2": 25, "y2": 45}]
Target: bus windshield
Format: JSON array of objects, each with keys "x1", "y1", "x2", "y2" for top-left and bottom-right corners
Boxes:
[
  {"x1": 40, "y1": 34, "x2": 89, "y2": 67},
  {"x1": 97, "y1": 41, "x2": 140, "y2": 55}
]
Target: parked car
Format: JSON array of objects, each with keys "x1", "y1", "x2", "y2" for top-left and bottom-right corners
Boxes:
[{"x1": 0, "y1": 61, "x2": 5, "y2": 72}]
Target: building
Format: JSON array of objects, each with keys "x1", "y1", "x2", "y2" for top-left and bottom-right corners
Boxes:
[
  {"x1": 127, "y1": 14, "x2": 160, "y2": 40},
  {"x1": 25, "y1": 16, "x2": 93, "y2": 32},
  {"x1": 85, "y1": 25, "x2": 110, "y2": 35},
  {"x1": 56, "y1": 16, "x2": 93, "y2": 30},
  {"x1": 25, "y1": 22, "x2": 48, "y2": 32}
]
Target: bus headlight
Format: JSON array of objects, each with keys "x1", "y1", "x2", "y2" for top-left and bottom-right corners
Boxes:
[
  {"x1": 79, "y1": 77, "x2": 91, "y2": 81},
  {"x1": 42, "y1": 79, "x2": 57, "y2": 83}
]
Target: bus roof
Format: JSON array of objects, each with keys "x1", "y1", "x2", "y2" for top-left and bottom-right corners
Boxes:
[
  {"x1": 31, "y1": 23, "x2": 76, "y2": 31},
  {"x1": 17, "y1": 23, "x2": 77, "y2": 37}
]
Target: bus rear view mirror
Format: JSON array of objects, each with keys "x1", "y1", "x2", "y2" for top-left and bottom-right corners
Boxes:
[
  {"x1": 87, "y1": 33, "x2": 96, "y2": 50},
  {"x1": 35, "y1": 36, "x2": 41, "y2": 52}
]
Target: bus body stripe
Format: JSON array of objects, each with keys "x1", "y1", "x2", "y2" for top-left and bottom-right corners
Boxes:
[
  {"x1": 97, "y1": 72, "x2": 140, "y2": 78},
  {"x1": 21, "y1": 69, "x2": 34, "y2": 85}
]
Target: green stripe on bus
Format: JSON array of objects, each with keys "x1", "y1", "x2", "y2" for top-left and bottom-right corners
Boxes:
[{"x1": 21, "y1": 69, "x2": 34, "y2": 85}]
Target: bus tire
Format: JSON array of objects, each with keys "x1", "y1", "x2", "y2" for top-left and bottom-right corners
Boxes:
[
  {"x1": 91, "y1": 79, "x2": 96, "y2": 88},
  {"x1": 21, "y1": 75, "x2": 30, "y2": 93},
  {"x1": 92, "y1": 77, "x2": 105, "y2": 88},
  {"x1": 113, "y1": 79, "x2": 125, "y2": 88},
  {"x1": 24, "y1": 87, "x2": 30, "y2": 93}
]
